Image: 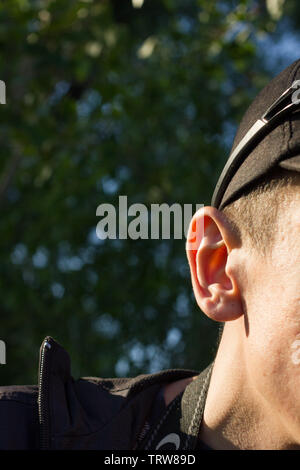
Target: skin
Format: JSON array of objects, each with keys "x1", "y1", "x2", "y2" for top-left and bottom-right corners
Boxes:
[{"x1": 181, "y1": 189, "x2": 300, "y2": 449}]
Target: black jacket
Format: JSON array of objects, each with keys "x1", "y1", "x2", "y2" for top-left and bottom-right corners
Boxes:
[{"x1": 0, "y1": 336, "x2": 213, "y2": 450}]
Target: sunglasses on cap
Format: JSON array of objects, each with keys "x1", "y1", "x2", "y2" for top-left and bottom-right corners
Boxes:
[{"x1": 211, "y1": 80, "x2": 300, "y2": 209}]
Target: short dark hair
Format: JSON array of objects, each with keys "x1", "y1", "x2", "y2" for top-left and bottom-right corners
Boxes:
[{"x1": 221, "y1": 167, "x2": 300, "y2": 255}]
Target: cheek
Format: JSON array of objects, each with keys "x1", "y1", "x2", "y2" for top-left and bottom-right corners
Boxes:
[
  {"x1": 244, "y1": 278, "x2": 300, "y2": 369},
  {"x1": 247, "y1": 303, "x2": 300, "y2": 370},
  {"x1": 246, "y1": 254, "x2": 300, "y2": 351}
]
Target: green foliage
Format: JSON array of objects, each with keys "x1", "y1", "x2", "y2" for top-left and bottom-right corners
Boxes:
[{"x1": 0, "y1": 0, "x2": 294, "y2": 384}]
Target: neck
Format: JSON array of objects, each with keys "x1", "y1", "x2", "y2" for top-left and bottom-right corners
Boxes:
[{"x1": 199, "y1": 319, "x2": 300, "y2": 450}]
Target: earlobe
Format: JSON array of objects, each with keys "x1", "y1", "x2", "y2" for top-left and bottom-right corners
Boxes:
[{"x1": 186, "y1": 207, "x2": 243, "y2": 323}]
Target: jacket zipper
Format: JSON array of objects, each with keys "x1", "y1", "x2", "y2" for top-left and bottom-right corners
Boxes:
[{"x1": 38, "y1": 337, "x2": 52, "y2": 450}]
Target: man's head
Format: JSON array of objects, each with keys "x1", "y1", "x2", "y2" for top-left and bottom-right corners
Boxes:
[{"x1": 186, "y1": 59, "x2": 300, "y2": 446}]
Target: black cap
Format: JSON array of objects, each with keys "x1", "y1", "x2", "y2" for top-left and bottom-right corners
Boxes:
[{"x1": 212, "y1": 58, "x2": 300, "y2": 210}]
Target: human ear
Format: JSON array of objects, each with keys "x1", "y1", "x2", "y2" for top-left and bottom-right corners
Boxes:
[{"x1": 185, "y1": 206, "x2": 243, "y2": 322}]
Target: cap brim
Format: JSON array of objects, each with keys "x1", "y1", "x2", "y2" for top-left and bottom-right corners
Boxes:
[{"x1": 279, "y1": 154, "x2": 300, "y2": 171}]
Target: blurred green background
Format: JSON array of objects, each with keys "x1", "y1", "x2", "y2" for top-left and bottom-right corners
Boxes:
[{"x1": 0, "y1": 0, "x2": 299, "y2": 384}]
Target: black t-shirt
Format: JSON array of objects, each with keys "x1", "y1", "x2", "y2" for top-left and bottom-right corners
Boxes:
[{"x1": 138, "y1": 385, "x2": 214, "y2": 450}]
